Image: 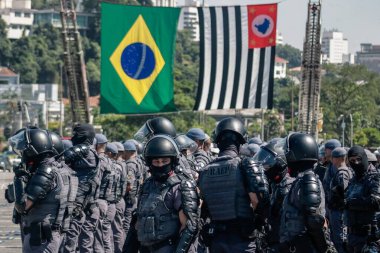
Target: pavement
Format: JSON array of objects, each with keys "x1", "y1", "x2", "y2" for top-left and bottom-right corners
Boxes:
[{"x1": 0, "y1": 172, "x2": 22, "y2": 253}]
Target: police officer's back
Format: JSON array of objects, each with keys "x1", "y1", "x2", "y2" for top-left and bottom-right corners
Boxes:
[
  {"x1": 279, "y1": 133, "x2": 336, "y2": 253},
  {"x1": 198, "y1": 117, "x2": 269, "y2": 253}
]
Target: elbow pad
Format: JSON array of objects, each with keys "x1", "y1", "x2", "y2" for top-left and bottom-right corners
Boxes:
[
  {"x1": 180, "y1": 179, "x2": 200, "y2": 232},
  {"x1": 241, "y1": 158, "x2": 269, "y2": 203},
  {"x1": 14, "y1": 176, "x2": 27, "y2": 214},
  {"x1": 26, "y1": 166, "x2": 55, "y2": 202}
]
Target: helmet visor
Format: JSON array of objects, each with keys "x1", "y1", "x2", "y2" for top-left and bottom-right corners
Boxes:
[
  {"x1": 253, "y1": 148, "x2": 276, "y2": 171},
  {"x1": 176, "y1": 135, "x2": 198, "y2": 154},
  {"x1": 134, "y1": 123, "x2": 152, "y2": 143},
  {"x1": 8, "y1": 129, "x2": 27, "y2": 156}
]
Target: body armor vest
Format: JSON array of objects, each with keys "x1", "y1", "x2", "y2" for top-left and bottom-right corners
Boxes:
[
  {"x1": 177, "y1": 155, "x2": 195, "y2": 180},
  {"x1": 24, "y1": 159, "x2": 78, "y2": 231},
  {"x1": 98, "y1": 155, "x2": 116, "y2": 202},
  {"x1": 116, "y1": 160, "x2": 128, "y2": 200},
  {"x1": 269, "y1": 175, "x2": 295, "y2": 243},
  {"x1": 125, "y1": 159, "x2": 139, "y2": 205},
  {"x1": 111, "y1": 161, "x2": 122, "y2": 202},
  {"x1": 73, "y1": 149, "x2": 101, "y2": 208},
  {"x1": 137, "y1": 176, "x2": 181, "y2": 246},
  {"x1": 199, "y1": 155, "x2": 254, "y2": 221},
  {"x1": 280, "y1": 171, "x2": 325, "y2": 243},
  {"x1": 345, "y1": 169, "x2": 380, "y2": 227}
]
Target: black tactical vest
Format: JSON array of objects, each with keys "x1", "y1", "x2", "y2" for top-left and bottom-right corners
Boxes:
[
  {"x1": 199, "y1": 155, "x2": 254, "y2": 221},
  {"x1": 137, "y1": 176, "x2": 181, "y2": 246}
]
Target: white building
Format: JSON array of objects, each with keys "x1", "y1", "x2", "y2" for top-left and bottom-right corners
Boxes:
[
  {"x1": 0, "y1": 0, "x2": 33, "y2": 39},
  {"x1": 356, "y1": 43, "x2": 380, "y2": 75},
  {"x1": 274, "y1": 56, "x2": 288, "y2": 79},
  {"x1": 321, "y1": 30, "x2": 349, "y2": 64},
  {"x1": 178, "y1": 0, "x2": 200, "y2": 41}
]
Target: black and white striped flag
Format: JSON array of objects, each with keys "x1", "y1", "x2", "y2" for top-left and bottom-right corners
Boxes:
[{"x1": 194, "y1": 5, "x2": 276, "y2": 111}]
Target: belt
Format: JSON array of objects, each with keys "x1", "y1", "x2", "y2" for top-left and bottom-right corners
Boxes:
[
  {"x1": 147, "y1": 237, "x2": 178, "y2": 251},
  {"x1": 23, "y1": 224, "x2": 61, "y2": 235}
]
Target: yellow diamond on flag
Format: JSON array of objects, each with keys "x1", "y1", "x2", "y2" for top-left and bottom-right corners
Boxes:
[{"x1": 109, "y1": 15, "x2": 165, "y2": 105}]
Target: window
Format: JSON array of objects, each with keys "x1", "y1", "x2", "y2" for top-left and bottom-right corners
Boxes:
[
  {"x1": 15, "y1": 12, "x2": 22, "y2": 17},
  {"x1": 24, "y1": 13, "x2": 31, "y2": 18}
]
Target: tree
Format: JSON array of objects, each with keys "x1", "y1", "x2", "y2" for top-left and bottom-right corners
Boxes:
[
  {"x1": 276, "y1": 44, "x2": 302, "y2": 68},
  {"x1": 0, "y1": 18, "x2": 12, "y2": 66}
]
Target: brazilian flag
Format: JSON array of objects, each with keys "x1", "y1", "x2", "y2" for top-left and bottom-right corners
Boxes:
[{"x1": 101, "y1": 3, "x2": 180, "y2": 114}]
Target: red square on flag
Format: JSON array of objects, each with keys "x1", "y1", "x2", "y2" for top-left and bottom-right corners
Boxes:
[{"x1": 248, "y1": 4, "x2": 277, "y2": 49}]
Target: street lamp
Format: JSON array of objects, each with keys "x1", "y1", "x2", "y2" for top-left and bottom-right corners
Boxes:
[
  {"x1": 349, "y1": 114, "x2": 353, "y2": 147},
  {"x1": 339, "y1": 114, "x2": 346, "y2": 147}
]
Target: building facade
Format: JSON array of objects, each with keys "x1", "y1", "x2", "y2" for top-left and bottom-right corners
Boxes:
[
  {"x1": 177, "y1": 0, "x2": 200, "y2": 41},
  {"x1": 0, "y1": 0, "x2": 33, "y2": 39},
  {"x1": 321, "y1": 30, "x2": 350, "y2": 64},
  {"x1": 356, "y1": 43, "x2": 380, "y2": 74},
  {"x1": 274, "y1": 56, "x2": 288, "y2": 79}
]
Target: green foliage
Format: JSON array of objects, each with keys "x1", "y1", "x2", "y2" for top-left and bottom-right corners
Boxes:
[
  {"x1": 0, "y1": 18, "x2": 12, "y2": 66},
  {"x1": 276, "y1": 44, "x2": 302, "y2": 68},
  {"x1": 32, "y1": 0, "x2": 60, "y2": 10}
]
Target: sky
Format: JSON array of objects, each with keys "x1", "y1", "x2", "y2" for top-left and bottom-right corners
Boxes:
[{"x1": 196, "y1": 0, "x2": 380, "y2": 53}]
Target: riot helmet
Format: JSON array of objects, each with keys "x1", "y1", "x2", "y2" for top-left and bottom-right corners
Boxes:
[
  {"x1": 348, "y1": 146, "x2": 368, "y2": 178},
  {"x1": 175, "y1": 134, "x2": 198, "y2": 156},
  {"x1": 144, "y1": 135, "x2": 179, "y2": 182},
  {"x1": 71, "y1": 123, "x2": 95, "y2": 146},
  {"x1": 213, "y1": 117, "x2": 247, "y2": 145},
  {"x1": 8, "y1": 127, "x2": 54, "y2": 162},
  {"x1": 134, "y1": 117, "x2": 176, "y2": 142},
  {"x1": 48, "y1": 131, "x2": 64, "y2": 155},
  {"x1": 254, "y1": 138, "x2": 287, "y2": 183},
  {"x1": 284, "y1": 132, "x2": 318, "y2": 175}
]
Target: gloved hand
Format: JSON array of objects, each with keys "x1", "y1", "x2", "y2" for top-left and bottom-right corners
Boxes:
[
  {"x1": 13, "y1": 163, "x2": 30, "y2": 178},
  {"x1": 5, "y1": 188, "x2": 14, "y2": 203}
]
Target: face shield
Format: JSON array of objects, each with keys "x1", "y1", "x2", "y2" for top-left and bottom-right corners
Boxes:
[
  {"x1": 253, "y1": 148, "x2": 277, "y2": 171},
  {"x1": 8, "y1": 129, "x2": 27, "y2": 156},
  {"x1": 134, "y1": 123, "x2": 153, "y2": 143},
  {"x1": 175, "y1": 135, "x2": 198, "y2": 155}
]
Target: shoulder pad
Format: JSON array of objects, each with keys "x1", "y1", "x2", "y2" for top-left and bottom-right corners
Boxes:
[
  {"x1": 26, "y1": 165, "x2": 56, "y2": 202},
  {"x1": 300, "y1": 172, "x2": 321, "y2": 213},
  {"x1": 166, "y1": 175, "x2": 182, "y2": 187},
  {"x1": 279, "y1": 176, "x2": 295, "y2": 196}
]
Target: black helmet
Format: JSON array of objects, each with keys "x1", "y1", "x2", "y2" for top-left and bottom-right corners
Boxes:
[
  {"x1": 8, "y1": 127, "x2": 54, "y2": 161},
  {"x1": 143, "y1": 134, "x2": 179, "y2": 166},
  {"x1": 254, "y1": 139, "x2": 287, "y2": 182},
  {"x1": 213, "y1": 117, "x2": 247, "y2": 144},
  {"x1": 284, "y1": 132, "x2": 318, "y2": 164},
  {"x1": 48, "y1": 131, "x2": 64, "y2": 155},
  {"x1": 134, "y1": 117, "x2": 176, "y2": 142},
  {"x1": 175, "y1": 134, "x2": 198, "y2": 153}
]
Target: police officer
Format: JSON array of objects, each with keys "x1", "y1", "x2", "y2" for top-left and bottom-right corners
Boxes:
[
  {"x1": 314, "y1": 145, "x2": 327, "y2": 181},
  {"x1": 323, "y1": 139, "x2": 342, "y2": 213},
  {"x1": 279, "y1": 132, "x2": 336, "y2": 253},
  {"x1": 198, "y1": 117, "x2": 269, "y2": 253},
  {"x1": 63, "y1": 123, "x2": 101, "y2": 253},
  {"x1": 93, "y1": 133, "x2": 114, "y2": 253},
  {"x1": 9, "y1": 126, "x2": 77, "y2": 253},
  {"x1": 175, "y1": 134, "x2": 199, "y2": 180},
  {"x1": 122, "y1": 140, "x2": 141, "y2": 253},
  {"x1": 253, "y1": 140, "x2": 295, "y2": 250},
  {"x1": 112, "y1": 142, "x2": 128, "y2": 253},
  {"x1": 186, "y1": 128, "x2": 213, "y2": 170},
  {"x1": 134, "y1": 117, "x2": 177, "y2": 143},
  {"x1": 344, "y1": 146, "x2": 380, "y2": 253},
  {"x1": 327, "y1": 147, "x2": 353, "y2": 253},
  {"x1": 135, "y1": 117, "x2": 194, "y2": 180},
  {"x1": 136, "y1": 134, "x2": 199, "y2": 253}
]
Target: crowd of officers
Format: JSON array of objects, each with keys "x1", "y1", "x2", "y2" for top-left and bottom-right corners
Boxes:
[{"x1": 4, "y1": 116, "x2": 380, "y2": 253}]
